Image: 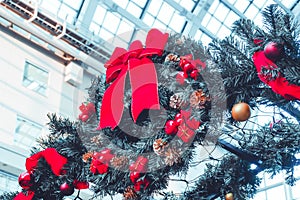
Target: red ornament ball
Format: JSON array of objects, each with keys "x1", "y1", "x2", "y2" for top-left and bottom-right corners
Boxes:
[
  {"x1": 60, "y1": 182, "x2": 74, "y2": 196},
  {"x1": 129, "y1": 171, "x2": 141, "y2": 184},
  {"x1": 264, "y1": 42, "x2": 284, "y2": 62},
  {"x1": 165, "y1": 120, "x2": 178, "y2": 135},
  {"x1": 225, "y1": 192, "x2": 234, "y2": 200},
  {"x1": 18, "y1": 171, "x2": 33, "y2": 189},
  {"x1": 190, "y1": 69, "x2": 198, "y2": 80},
  {"x1": 231, "y1": 102, "x2": 251, "y2": 122}
]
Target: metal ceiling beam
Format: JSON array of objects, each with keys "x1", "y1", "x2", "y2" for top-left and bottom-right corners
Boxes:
[
  {"x1": 99, "y1": 0, "x2": 149, "y2": 29},
  {"x1": 220, "y1": 0, "x2": 246, "y2": 19},
  {"x1": 0, "y1": 5, "x2": 106, "y2": 73},
  {"x1": 163, "y1": 0, "x2": 216, "y2": 39}
]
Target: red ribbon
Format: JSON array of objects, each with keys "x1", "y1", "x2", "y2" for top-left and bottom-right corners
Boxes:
[
  {"x1": 253, "y1": 51, "x2": 300, "y2": 100},
  {"x1": 177, "y1": 110, "x2": 200, "y2": 143},
  {"x1": 98, "y1": 29, "x2": 169, "y2": 130}
]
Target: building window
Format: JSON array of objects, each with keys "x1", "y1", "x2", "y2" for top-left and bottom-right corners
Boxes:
[
  {"x1": 0, "y1": 171, "x2": 19, "y2": 195},
  {"x1": 14, "y1": 116, "x2": 42, "y2": 149},
  {"x1": 22, "y1": 61, "x2": 48, "y2": 96}
]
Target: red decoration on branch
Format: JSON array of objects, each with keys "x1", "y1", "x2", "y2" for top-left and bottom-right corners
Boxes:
[
  {"x1": 176, "y1": 110, "x2": 200, "y2": 143},
  {"x1": 90, "y1": 148, "x2": 115, "y2": 174},
  {"x1": 98, "y1": 29, "x2": 169, "y2": 130},
  {"x1": 14, "y1": 191, "x2": 34, "y2": 200},
  {"x1": 176, "y1": 54, "x2": 206, "y2": 84},
  {"x1": 78, "y1": 102, "x2": 95, "y2": 122},
  {"x1": 73, "y1": 180, "x2": 89, "y2": 190},
  {"x1": 18, "y1": 171, "x2": 33, "y2": 189},
  {"x1": 252, "y1": 51, "x2": 300, "y2": 100},
  {"x1": 134, "y1": 178, "x2": 150, "y2": 191}
]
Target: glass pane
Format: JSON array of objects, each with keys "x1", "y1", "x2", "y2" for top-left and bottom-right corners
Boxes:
[
  {"x1": 234, "y1": 0, "x2": 250, "y2": 13},
  {"x1": 214, "y1": 3, "x2": 230, "y2": 21},
  {"x1": 224, "y1": 11, "x2": 239, "y2": 27},
  {"x1": 266, "y1": 185, "x2": 286, "y2": 199},
  {"x1": 217, "y1": 26, "x2": 231, "y2": 39},
  {"x1": 153, "y1": 19, "x2": 167, "y2": 31},
  {"x1": 244, "y1": 4, "x2": 259, "y2": 19},
  {"x1": 102, "y1": 12, "x2": 121, "y2": 33},
  {"x1": 62, "y1": 0, "x2": 83, "y2": 10},
  {"x1": 252, "y1": 191, "x2": 266, "y2": 200},
  {"x1": 201, "y1": 14, "x2": 211, "y2": 27},
  {"x1": 143, "y1": 13, "x2": 155, "y2": 27},
  {"x1": 208, "y1": 0, "x2": 219, "y2": 13},
  {"x1": 147, "y1": 0, "x2": 162, "y2": 16},
  {"x1": 117, "y1": 20, "x2": 134, "y2": 42},
  {"x1": 157, "y1": 3, "x2": 174, "y2": 24},
  {"x1": 253, "y1": 0, "x2": 267, "y2": 8},
  {"x1": 168, "y1": 12, "x2": 186, "y2": 33},
  {"x1": 112, "y1": 0, "x2": 129, "y2": 9},
  {"x1": 40, "y1": 0, "x2": 61, "y2": 15},
  {"x1": 99, "y1": 28, "x2": 114, "y2": 40},
  {"x1": 179, "y1": 0, "x2": 195, "y2": 11},
  {"x1": 23, "y1": 62, "x2": 48, "y2": 96},
  {"x1": 206, "y1": 17, "x2": 221, "y2": 34},
  {"x1": 93, "y1": 6, "x2": 107, "y2": 25},
  {"x1": 127, "y1": 2, "x2": 142, "y2": 18},
  {"x1": 131, "y1": 0, "x2": 147, "y2": 8}
]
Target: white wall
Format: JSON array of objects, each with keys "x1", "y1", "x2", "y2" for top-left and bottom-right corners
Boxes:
[{"x1": 0, "y1": 28, "x2": 97, "y2": 174}]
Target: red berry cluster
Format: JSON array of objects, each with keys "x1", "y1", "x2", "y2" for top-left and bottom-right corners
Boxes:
[
  {"x1": 176, "y1": 58, "x2": 199, "y2": 85},
  {"x1": 129, "y1": 156, "x2": 150, "y2": 191},
  {"x1": 164, "y1": 113, "x2": 182, "y2": 135},
  {"x1": 90, "y1": 148, "x2": 115, "y2": 174},
  {"x1": 78, "y1": 102, "x2": 95, "y2": 122}
]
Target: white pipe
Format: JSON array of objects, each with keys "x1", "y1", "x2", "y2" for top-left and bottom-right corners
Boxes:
[
  {"x1": 55, "y1": 19, "x2": 66, "y2": 40},
  {"x1": 27, "y1": 1, "x2": 38, "y2": 23},
  {"x1": 0, "y1": 6, "x2": 106, "y2": 74}
]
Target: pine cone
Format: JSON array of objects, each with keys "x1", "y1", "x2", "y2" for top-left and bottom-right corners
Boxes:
[
  {"x1": 82, "y1": 152, "x2": 93, "y2": 162},
  {"x1": 165, "y1": 53, "x2": 180, "y2": 62},
  {"x1": 123, "y1": 186, "x2": 138, "y2": 200},
  {"x1": 189, "y1": 89, "x2": 210, "y2": 109},
  {"x1": 110, "y1": 156, "x2": 129, "y2": 170},
  {"x1": 164, "y1": 147, "x2": 181, "y2": 166},
  {"x1": 169, "y1": 93, "x2": 184, "y2": 109},
  {"x1": 153, "y1": 138, "x2": 168, "y2": 155},
  {"x1": 91, "y1": 135, "x2": 103, "y2": 146}
]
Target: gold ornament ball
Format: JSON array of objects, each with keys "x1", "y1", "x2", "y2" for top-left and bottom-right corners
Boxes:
[
  {"x1": 231, "y1": 102, "x2": 251, "y2": 121},
  {"x1": 225, "y1": 192, "x2": 234, "y2": 200}
]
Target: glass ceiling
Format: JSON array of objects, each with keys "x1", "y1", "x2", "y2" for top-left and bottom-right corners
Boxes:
[{"x1": 31, "y1": 0, "x2": 299, "y2": 49}]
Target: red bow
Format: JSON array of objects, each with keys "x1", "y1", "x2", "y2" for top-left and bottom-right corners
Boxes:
[
  {"x1": 177, "y1": 110, "x2": 200, "y2": 143},
  {"x1": 98, "y1": 29, "x2": 169, "y2": 130},
  {"x1": 253, "y1": 51, "x2": 300, "y2": 100},
  {"x1": 90, "y1": 148, "x2": 115, "y2": 174},
  {"x1": 15, "y1": 148, "x2": 68, "y2": 200},
  {"x1": 26, "y1": 148, "x2": 68, "y2": 176}
]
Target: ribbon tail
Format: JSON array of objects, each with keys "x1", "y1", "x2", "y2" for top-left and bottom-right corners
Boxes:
[
  {"x1": 98, "y1": 67, "x2": 127, "y2": 130},
  {"x1": 269, "y1": 76, "x2": 300, "y2": 100},
  {"x1": 128, "y1": 58, "x2": 160, "y2": 122}
]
